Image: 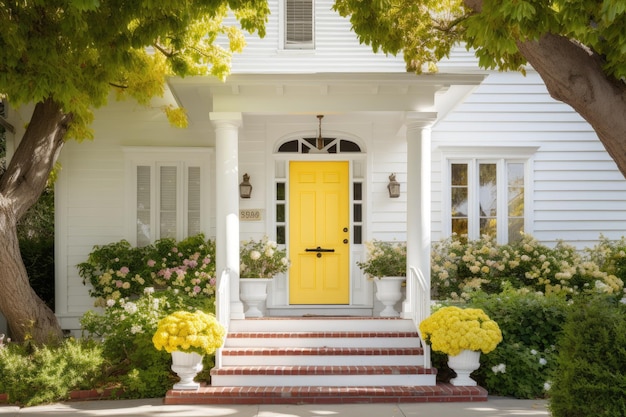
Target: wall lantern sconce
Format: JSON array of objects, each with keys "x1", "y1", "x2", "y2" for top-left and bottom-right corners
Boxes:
[
  {"x1": 388, "y1": 173, "x2": 400, "y2": 198},
  {"x1": 239, "y1": 173, "x2": 253, "y2": 199}
]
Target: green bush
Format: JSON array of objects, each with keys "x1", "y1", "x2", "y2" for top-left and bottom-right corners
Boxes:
[
  {"x1": 0, "y1": 339, "x2": 103, "y2": 406},
  {"x1": 549, "y1": 296, "x2": 626, "y2": 417},
  {"x1": 430, "y1": 287, "x2": 569, "y2": 398}
]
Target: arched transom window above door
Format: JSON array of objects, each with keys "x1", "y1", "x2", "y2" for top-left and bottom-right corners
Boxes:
[{"x1": 277, "y1": 137, "x2": 362, "y2": 154}]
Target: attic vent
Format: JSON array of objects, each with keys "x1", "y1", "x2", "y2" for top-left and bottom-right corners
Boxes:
[{"x1": 285, "y1": 0, "x2": 314, "y2": 49}]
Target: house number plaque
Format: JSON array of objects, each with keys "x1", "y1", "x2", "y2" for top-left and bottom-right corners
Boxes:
[{"x1": 239, "y1": 209, "x2": 263, "y2": 221}]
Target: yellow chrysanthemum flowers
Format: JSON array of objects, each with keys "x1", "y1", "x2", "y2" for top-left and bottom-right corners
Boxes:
[
  {"x1": 419, "y1": 306, "x2": 503, "y2": 356},
  {"x1": 152, "y1": 310, "x2": 225, "y2": 355}
]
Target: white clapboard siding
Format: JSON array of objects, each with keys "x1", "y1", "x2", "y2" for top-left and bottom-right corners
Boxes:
[{"x1": 431, "y1": 71, "x2": 626, "y2": 249}]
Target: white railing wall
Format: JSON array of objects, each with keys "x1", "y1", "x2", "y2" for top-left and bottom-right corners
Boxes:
[
  {"x1": 408, "y1": 266, "x2": 431, "y2": 369},
  {"x1": 215, "y1": 268, "x2": 231, "y2": 368}
]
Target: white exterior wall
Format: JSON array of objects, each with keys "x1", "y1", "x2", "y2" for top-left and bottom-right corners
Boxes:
[
  {"x1": 226, "y1": 0, "x2": 407, "y2": 74},
  {"x1": 431, "y1": 71, "x2": 626, "y2": 249},
  {"x1": 55, "y1": 95, "x2": 217, "y2": 329}
]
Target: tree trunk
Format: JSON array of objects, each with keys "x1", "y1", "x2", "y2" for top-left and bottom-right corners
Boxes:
[
  {"x1": 516, "y1": 34, "x2": 626, "y2": 178},
  {"x1": 0, "y1": 98, "x2": 72, "y2": 343}
]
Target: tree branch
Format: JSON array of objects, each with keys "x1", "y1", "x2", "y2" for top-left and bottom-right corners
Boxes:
[{"x1": 516, "y1": 34, "x2": 626, "y2": 176}]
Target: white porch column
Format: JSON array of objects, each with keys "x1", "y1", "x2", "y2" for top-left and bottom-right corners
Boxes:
[
  {"x1": 210, "y1": 112, "x2": 245, "y2": 319},
  {"x1": 402, "y1": 112, "x2": 437, "y2": 319}
]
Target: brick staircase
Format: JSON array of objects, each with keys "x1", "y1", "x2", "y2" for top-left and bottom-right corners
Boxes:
[{"x1": 164, "y1": 317, "x2": 488, "y2": 404}]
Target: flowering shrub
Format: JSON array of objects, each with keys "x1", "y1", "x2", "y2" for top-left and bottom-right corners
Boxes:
[
  {"x1": 79, "y1": 234, "x2": 219, "y2": 398},
  {"x1": 240, "y1": 236, "x2": 289, "y2": 278},
  {"x1": 78, "y1": 234, "x2": 216, "y2": 307},
  {"x1": 431, "y1": 233, "x2": 625, "y2": 301},
  {"x1": 419, "y1": 306, "x2": 502, "y2": 356},
  {"x1": 152, "y1": 310, "x2": 225, "y2": 355},
  {"x1": 357, "y1": 240, "x2": 406, "y2": 278}
]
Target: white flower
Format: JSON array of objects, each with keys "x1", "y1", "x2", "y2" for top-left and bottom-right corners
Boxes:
[
  {"x1": 544, "y1": 381, "x2": 552, "y2": 391},
  {"x1": 106, "y1": 299, "x2": 116, "y2": 307},
  {"x1": 250, "y1": 250, "x2": 261, "y2": 261},
  {"x1": 144, "y1": 287, "x2": 155, "y2": 295},
  {"x1": 539, "y1": 358, "x2": 547, "y2": 366},
  {"x1": 530, "y1": 349, "x2": 538, "y2": 355},
  {"x1": 130, "y1": 325, "x2": 143, "y2": 334},
  {"x1": 281, "y1": 257, "x2": 289, "y2": 266},
  {"x1": 124, "y1": 302, "x2": 138, "y2": 314},
  {"x1": 491, "y1": 363, "x2": 506, "y2": 374}
]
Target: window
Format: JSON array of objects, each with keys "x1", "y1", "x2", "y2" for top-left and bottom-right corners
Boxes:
[
  {"x1": 285, "y1": 0, "x2": 314, "y2": 49},
  {"x1": 125, "y1": 148, "x2": 210, "y2": 246},
  {"x1": 446, "y1": 152, "x2": 532, "y2": 243}
]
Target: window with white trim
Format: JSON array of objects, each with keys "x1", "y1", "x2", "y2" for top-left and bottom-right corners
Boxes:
[
  {"x1": 444, "y1": 149, "x2": 534, "y2": 243},
  {"x1": 285, "y1": 0, "x2": 314, "y2": 49},
  {"x1": 125, "y1": 148, "x2": 210, "y2": 246}
]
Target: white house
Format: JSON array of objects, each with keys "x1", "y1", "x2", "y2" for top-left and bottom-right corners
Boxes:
[{"x1": 3, "y1": 0, "x2": 626, "y2": 399}]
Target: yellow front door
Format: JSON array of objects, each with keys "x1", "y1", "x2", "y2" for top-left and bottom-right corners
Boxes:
[{"x1": 289, "y1": 161, "x2": 350, "y2": 304}]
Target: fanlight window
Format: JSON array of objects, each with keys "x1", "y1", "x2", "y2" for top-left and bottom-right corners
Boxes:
[{"x1": 277, "y1": 137, "x2": 361, "y2": 153}]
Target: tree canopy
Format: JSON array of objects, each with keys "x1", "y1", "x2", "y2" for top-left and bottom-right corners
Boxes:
[
  {"x1": 0, "y1": 0, "x2": 268, "y2": 343},
  {"x1": 334, "y1": 0, "x2": 626, "y2": 176},
  {"x1": 0, "y1": 0, "x2": 269, "y2": 137},
  {"x1": 333, "y1": 0, "x2": 625, "y2": 79}
]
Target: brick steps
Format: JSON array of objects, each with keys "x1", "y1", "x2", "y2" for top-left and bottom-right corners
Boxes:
[
  {"x1": 164, "y1": 384, "x2": 488, "y2": 405},
  {"x1": 163, "y1": 317, "x2": 488, "y2": 404}
]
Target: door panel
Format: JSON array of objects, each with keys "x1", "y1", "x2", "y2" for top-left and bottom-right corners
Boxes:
[{"x1": 289, "y1": 161, "x2": 350, "y2": 304}]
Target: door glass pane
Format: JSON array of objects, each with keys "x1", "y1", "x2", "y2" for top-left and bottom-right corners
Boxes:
[
  {"x1": 136, "y1": 166, "x2": 151, "y2": 246},
  {"x1": 277, "y1": 225, "x2": 286, "y2": 245},
  {"x1": 160, "y1": 166, "x2": 177, "y2": 238},
  {"x1": 277, "y1": 182, "x2": 285, "y2": 200},
  {"x1": 353, "y1": 204, "x2": 362, "y2": 222},
  {"x1": 353, "y1": 182, "x2": 362, "y2": 200},
  {"x1": 187, "y1": 167, "x2": 201, "y2": 236},
  {"x1": 479, "y1": 163, "x2": 497, "y2": 237},
  {"x1": 276, "y1": 203, "x2": 285, "y2": 222}
]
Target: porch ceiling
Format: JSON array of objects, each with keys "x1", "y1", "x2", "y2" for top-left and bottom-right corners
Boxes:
[{"x1": 167, "y1": 72, "x2": 486, "y2": 118}]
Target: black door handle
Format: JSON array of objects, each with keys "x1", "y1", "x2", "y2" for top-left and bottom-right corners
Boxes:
[{"x1": 305, "y1": 246, "x2": 335, "y2": 253}]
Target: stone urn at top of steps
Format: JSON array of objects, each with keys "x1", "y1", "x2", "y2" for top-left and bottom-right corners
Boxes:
[
  {"x1": 239, "y1": 278, "x2": 272, "y2": 318},
  {"x1": 373, "y1": 276, "x2": 405, "y2": 317}
]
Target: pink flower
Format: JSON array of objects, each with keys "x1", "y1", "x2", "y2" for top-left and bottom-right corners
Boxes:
[
  {"x1": 115, "y1": 280, "x2": 123, "y2": 288},
  {"x1": 203, "y1": 257, "x2": 211, "y2": 265},
  {"x1": 147, "y1": 259, "x2": 156, "y2": 267},
  {"x1": 209, "y1": 277, "x2": 217, "y2": 286},
  {"x1": 119, "y1": 266, "x2": 130, "y2": 275},
  {"x1": 193, "y1": 286, "x2": 201, "y2": 293}
]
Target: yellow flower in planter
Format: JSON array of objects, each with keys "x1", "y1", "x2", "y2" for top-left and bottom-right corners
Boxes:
[
  {"x1": 419, "y1": 306, "x2": 502, "y2": 356},
  {"x1": 152, "y1": 310, "x2": 225, "y2": 355}
]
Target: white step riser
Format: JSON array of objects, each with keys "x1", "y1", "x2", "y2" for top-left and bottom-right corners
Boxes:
[
  {"x1": 211, "y1": 374, "x2": 436, "y2": 387},
  {"x1": 221, "y1": 355, "x2": 424, "y2": 366},
  {"x1": 228, "y1": 319, "x2": 417, "y2": 333},
  {"x1": 224, "y1": 337, "x2": 422, "y2": 348}
]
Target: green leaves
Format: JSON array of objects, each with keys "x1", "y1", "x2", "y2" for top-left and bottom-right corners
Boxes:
[{"x1": 0, "y1": 0, "x2": 269, "y2": 136}]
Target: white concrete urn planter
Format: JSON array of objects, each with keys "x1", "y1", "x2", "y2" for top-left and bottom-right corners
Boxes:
[
  {"x1": 171, "y1": 351, "x2": 204, "y2": 390},
  {"x1": 240, "y1": 278, "x2": 272, "y2": 318},
  {"x1": 374, "y1": 276, "x2": 405, "y2": 317},
  {"x1": 447, "y1": 349, "x2": 481, "y2": 386}
]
